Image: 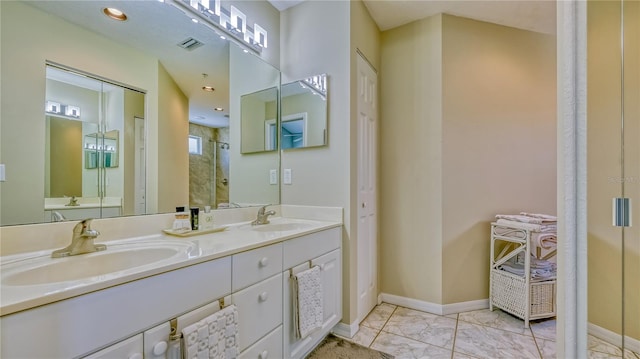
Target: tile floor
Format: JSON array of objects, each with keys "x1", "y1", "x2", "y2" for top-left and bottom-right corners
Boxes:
[{"x1": 339, "y1": 303, "x2": 639, "y2": 359}]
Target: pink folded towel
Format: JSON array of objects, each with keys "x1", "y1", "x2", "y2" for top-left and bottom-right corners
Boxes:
[{"x1": 531, "y1": 232, "x2": 557, "y2": 249}]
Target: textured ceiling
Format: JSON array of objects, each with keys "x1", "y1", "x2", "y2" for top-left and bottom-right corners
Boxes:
[
  {"x1": 269, "y1": 0, "x2": 556, "y2": 34},
  {"x1": 362, "y1": 0, "x2": 556, "y2": 34}
]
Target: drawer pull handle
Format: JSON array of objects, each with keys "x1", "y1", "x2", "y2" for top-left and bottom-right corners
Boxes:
[
  {"x1": 153, "y1": 341, "x2": 168, "y2": 356},
  {"x1": 259, "y1": 350, "x2": 269, "y2": 359},
  {"x1": 129, "y1": 353, "x2": 143, "y2": 359},
  {"x1": 259, "y1": 292, "x2": 269, "y2": 302},
  {"x1": 259, "y1": 257, "x2": 269, "y2": 267}
]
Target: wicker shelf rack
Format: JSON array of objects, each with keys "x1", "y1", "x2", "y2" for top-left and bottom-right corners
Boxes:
[{"x1": 489, "y1": 222, "x2": 556, "y2": 328}]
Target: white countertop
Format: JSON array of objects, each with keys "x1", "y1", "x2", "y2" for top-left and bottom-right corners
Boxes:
[{"x1": 0, "y1": 217, "x2": 341, "y2": 316}]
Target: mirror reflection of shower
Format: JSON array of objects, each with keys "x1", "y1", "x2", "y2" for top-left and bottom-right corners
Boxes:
[{"x1": 188, "y1": 124, "x2": 230, "y2": 210}]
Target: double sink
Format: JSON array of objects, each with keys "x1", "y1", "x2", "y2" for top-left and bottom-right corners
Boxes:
[{"x1": 1, "y1": 219, "x2": 313, "y2": 288}]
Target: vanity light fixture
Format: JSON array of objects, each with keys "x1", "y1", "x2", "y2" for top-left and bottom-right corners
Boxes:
[
  {"x1": 202, "y1": 86, "x2": 215, "y2": 92},
  {"x1": 103, "y1": 7, "x2": 128, "y2": 21},
  {"x1": 173, "y1": 0, "x2": 267, "y2": 53}
]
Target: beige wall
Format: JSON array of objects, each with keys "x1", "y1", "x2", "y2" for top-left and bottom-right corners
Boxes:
[
  {"x1": 0, "y1": 1, "x2": 161, "y2": 224},
  {"x1": 587, "y1": 0, "x2": 640, "y2": 341},
  {"x1": 157, "y1": 63, "x2": 189, "y2": 212},
  {"x1": 48, "y1": 117, "x2": 82, "y2": 198},
  {"x1": 380, "y1": 14, "x2": 444, "y2": 304},
  {"x1": 229, "y1": 45, "x2": 280, "y2": 206},
  {"x1": 441, "y1": 15, "x2": 557, "y2": 303},
  {"x1": 380, "y1": 14, "x2": 556, "y2": 305}
]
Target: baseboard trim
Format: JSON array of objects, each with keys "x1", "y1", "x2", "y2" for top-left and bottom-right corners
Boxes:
[
  {"x1": 379, "y1": 293, "x2": 489, "y2": 316},
  {"x1": 331, "y1": 320, "x2": 359, "y2": 339},
  {"x1": 441, "y1": 299, "x2": 489, "y2": 315},
  {"x1": 588, "y1": 322, "x2": 640, "y2": 354}
]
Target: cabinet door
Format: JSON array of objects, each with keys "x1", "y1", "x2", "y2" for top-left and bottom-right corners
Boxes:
[
  {"x1": 144, "y1": 322, "x2": 171, "y2": 359},
  {"x1": 83, "y1": 334, "x2": 143, "y2": 359},
  {"x1": 312, "y1": 248, "x2": 342, "y2": 333},
  {"x1": 283, "y1": 248, "x2": 342, "y2": 359}
]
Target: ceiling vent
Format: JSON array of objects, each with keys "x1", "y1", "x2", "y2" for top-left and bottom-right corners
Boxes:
[{"x1": 177, "y1": 37, "x2": 204, "y2": 51}]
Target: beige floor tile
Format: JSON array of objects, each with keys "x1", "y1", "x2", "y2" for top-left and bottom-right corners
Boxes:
[
  {"x1": 361, "y1": 303, "x2": 397, "y2": 330},
  {"x1": 352, "y1": 325, "x2": 379, "y2": 348},
  {"x1": 458, "y1": 308, "x2": 532, "y2": 336},
  {"x1": 382, "y1": 307, "x2": 457, "y2": 350},
  {"x1": 453, "y1": 351, "x2": 480, "y2": 359},
  {"x1": 531, "y1": 318, "x2": 556, "y2": 341},
  {"x1": 371, "y1": 331, "x2": 452, "y2": 359},
  {"x1": 535, "y1": 337, "x2": 556, "y2": 359},
  {"x1": 454, "y1": 320, "x2": 540, "y2": 359},
  {"x1": 587, "y1": 335, "x2": 638, "y2": 358}
]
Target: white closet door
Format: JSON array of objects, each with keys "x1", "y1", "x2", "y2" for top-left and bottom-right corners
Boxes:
[{"x1": 356, "y1": 52, "x2": 378, "y2": 323}]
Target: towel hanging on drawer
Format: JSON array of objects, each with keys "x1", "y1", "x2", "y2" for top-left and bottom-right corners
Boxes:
[
  {"x1": 181, "y1": 304, "x2": 239, "y2": 359},
  {"x1": 292, "y1": 265, "x2": 323, "y2": 339}
]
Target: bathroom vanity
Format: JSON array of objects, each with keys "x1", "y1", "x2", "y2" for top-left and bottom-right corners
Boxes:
[{"x1": 0, "y1": 207, "x2": 342, "y2": 359}]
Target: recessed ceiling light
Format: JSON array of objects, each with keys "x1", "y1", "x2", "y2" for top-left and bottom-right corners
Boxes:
[
  {"x1": 103, "y1": 8, "x2": 127, "y2": 21},
  {"x1": 214, "y1": 107, "x2": 224, "y2": 112},
  {"x1": 191, "y1": 18, "x2": 199, "y2": 23},
  {"x1": 202, "y1": 86, "x2": 215, "y2": 92}
]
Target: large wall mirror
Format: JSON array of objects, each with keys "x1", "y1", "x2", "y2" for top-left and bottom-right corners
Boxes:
[
  {"x1": 0, "y1": 0, "x2": 280, "y2": 226},
  {"x1": 280, "y1": 74, "x2": 328, "y2": 150}
]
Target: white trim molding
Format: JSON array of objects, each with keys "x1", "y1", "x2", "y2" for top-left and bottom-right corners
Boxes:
[
  {"x1": 556, "y1": 1, "x2": 588, "y2": 358},
  {"x1": 331, "y1": 321, "x2": 359, "y2": 339},
  {"x1": 588, "y1": 322, "x2": 640, "y2": 355},
  {"x1": 379, "y1": 293, "x2": 489, "y2": 316}
]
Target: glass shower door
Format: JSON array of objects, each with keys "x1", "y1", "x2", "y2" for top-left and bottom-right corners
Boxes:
[{"x1": 587, "y1": 0, "x2": 639, "y2": 357}]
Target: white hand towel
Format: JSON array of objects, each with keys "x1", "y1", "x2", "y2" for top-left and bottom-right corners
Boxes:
[
  {"x1": 182, "y1": 304, "x2": 239, "y2": 359},
  {"x1": 292, "y1": 266, "x2": 323, "y2": 339}
]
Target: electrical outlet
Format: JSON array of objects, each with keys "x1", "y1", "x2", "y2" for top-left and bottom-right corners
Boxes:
[
  {"x1": 269, "y1": 169, "x2": 278, "y2": 185},
  {"x1": 283, "y1": 168, "x2": 292, "y2": 185}
]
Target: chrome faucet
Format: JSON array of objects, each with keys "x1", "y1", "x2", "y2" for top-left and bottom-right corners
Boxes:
[
  {"x1": 52, "y1": 211, "x2": 67, "y2": 222},
  {"x1": 251, "y1": 205, "x2": 276, "y2": 225},
  {"x1": 51, "y1": 219, "x2": 106, "y2": 258},
  {"x1": 65, "y1": 196, "x2": 79, "y2": 206}
]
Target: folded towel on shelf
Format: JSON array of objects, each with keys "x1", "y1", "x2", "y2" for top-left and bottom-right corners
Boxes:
[
  {"x1": 531, "y1": 232, "x2": 557, "y2": 249},
  {"x1": 519, "y1": 212, "x2": 557, "y2": 222},
  {"x1": 292, "y1": 266, "x2": 323, "y2": 339},
  {"x1": 182, "y1": 304, "x2": 239, "y2": 359},
  {"x1": 496, "y1": 219, "x2": 557, "y2": 233},
  {"x1": 495, "y1": 214, "x2": 547, "y2": 224},
  {"x1": 499, "y1": 256, "x2": 556, "y2": 280}
]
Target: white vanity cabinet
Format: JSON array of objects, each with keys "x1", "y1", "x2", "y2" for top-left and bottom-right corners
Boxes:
[
  {"x1": 83, "y1": 334, "x2": 144, "y2": 359},
  {"x1": 0, "y1": 258, "x2": 232, "y2": 359},
  {"x1": 0, "y1": 224, "x2": 342, "y2": 359},
  {"x1": 282, "y1": 227, "x2": 342, "y2": 359}
]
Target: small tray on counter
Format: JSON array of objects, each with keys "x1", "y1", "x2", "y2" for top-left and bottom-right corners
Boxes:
[{"x1": 162, "y1": 226, "x2": 228, "y2": 237}]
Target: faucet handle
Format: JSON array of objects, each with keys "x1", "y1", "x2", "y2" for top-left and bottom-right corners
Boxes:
[{"x1": 74, "y1": 218, "x2": 99, "y2": 237}]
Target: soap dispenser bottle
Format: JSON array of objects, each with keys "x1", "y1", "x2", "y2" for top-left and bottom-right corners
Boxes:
[{"x1": 200, "y1": 206, "x2": 215, "y2": 230}]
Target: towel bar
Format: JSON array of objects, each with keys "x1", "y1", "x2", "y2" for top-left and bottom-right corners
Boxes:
[
  {"x1": 168, "y1": 297, "x2": 227, "y2": 340},
  {"x1": 289, "y1": 260, "x2": 314, "y2": 277}
]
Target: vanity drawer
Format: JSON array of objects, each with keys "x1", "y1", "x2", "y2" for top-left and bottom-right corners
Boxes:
[
  {"x1": 283, "y1": 227, "x2": 341, "y2": 269},
  {"x1": 238, "y1": 325, "x2": 283, "y2": 359},
  {"x1": 232, "y1": 243, "x2": 282, "y2": 291},
  {"x1": 232, "y1": 273, "x2": 282, "y2": 352}
]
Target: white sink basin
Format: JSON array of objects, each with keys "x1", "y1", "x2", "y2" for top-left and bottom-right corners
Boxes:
[
  {"x1": 2, "y1": 240, "x2": 196, "y2": 286},
  {"x1": 251, "y1": 222, "x2": 312, "y2": 232}
]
